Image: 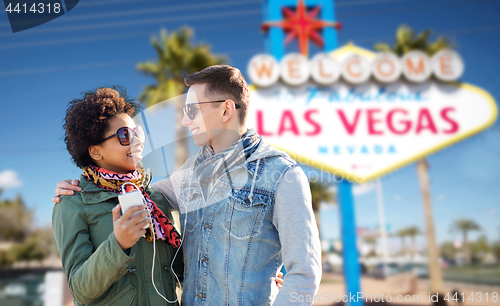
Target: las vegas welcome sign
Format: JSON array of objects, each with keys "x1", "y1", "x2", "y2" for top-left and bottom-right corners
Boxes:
[{"x1": 246, "y1": 44, "x2": 498, "y2": 183}]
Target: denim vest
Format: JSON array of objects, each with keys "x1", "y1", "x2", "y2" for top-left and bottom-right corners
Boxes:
[{"x1": 177, "y1": 150, "x2": 297, "y2": 306}]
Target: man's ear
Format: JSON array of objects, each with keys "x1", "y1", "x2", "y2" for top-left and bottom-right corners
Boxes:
[
  {"x1": 89, "y1": 145, "x2": 103, "y2": 161},
  {"x1": 222, "y1": 100, "x2": 236, "y2": 123}
]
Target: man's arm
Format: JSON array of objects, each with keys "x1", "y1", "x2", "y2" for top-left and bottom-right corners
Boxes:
[
  {"x1": 272, "y1": 166, "x2": 322, "y2": 306},
  {"x1": 51, "y1": 177, "x2": 182, "y2": 214},
  {"x1": 151, "y1": 175, "x2": 180, "y2": 212}
]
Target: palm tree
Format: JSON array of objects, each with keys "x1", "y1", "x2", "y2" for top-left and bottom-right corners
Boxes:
[
  {"x1": 374, "y1": 25, "x2": 453, "y2": 294},
  {"x1": 309, "y1": 180, "x2": 336, "y2": 241},
  {"x1": 137, "y1": 27, "x2": 225, "y2": 169},
  {"x1": 397, "y1": 228, "x2": 408, "y2": 255},
  {"x1": 404, "y1": 226, "x2": 421, "y2": 257},
  {"x1": 416, "y1": 160, "x2": 445, "y2": 294},
  {"x1": 451, "y1": 219, "x2": 480, "y2": 264},
  {"x1": 374, "y1": 25, "x2": 453, "y2": 56}
]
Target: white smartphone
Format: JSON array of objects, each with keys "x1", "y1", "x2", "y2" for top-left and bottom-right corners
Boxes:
[{"x1": 118, "y1": 190, "x2": 149, "y2": 229}]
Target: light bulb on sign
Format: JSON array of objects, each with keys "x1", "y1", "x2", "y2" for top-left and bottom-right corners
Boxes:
[
  {"x1": 247, "y1": 54, "x2": 280, "y2": 87},
  {"x1": 280, "y1": 53, "x2": 310, "y2": 86},
  {"x1": 431, "y1": 49, "x2": 464, "y2": 82},
  {"x1": 372, "y1": 52, "x2": 402, "y2": 83},
  {"x1": 310, "y1": 53, "x2": 341, "y2": 85},
  {"x1": 341, "y1": 54, "x2": 371, "y2": 84},
  {"x1": 401, "y1": 50, "x2": 432, "y2": 82}
]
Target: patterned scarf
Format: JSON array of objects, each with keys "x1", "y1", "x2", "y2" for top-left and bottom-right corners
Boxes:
[{"x1": 83, "y1": 165, "x2": 181, "y2": 248}]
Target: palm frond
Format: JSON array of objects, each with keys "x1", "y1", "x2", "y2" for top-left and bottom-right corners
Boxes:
[{"x1": 137, "y1": 27, "x2": 226, "y2": 107}]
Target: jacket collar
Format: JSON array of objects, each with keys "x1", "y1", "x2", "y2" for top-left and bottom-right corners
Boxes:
[{"x1": 79, "y1": 169, "x2": 152, "y2": 205}]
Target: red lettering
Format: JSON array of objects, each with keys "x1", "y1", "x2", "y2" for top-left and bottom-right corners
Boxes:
[
  {"x1": 367, "y1": 108, "x2": 383, "y2": 135},
  {"x1": 416, "y1": 108, "x2": 437, "y2": 134},
  {"x1": 387, "y1": 108, "x2": 411, "y2": 135},
  {"x1": 278, "y1": 110, "x2": 300, "y2": 136},
  {"x1": 441, "y1": 107, "x2": 459, "y2": 134},
  {"x1": 304, "y1": 109, "x2": 322, "y2": 136},
  {"x1": 256, "y1": 110, "x2": 273, "y2": 136},
  {"x1": 337, "y1": 109, "x2": 361, "y2": 135}
]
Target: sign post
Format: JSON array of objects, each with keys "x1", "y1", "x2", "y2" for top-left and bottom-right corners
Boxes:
[
  {"x1": 262, "y1": 1, "x2": 363, "y2": 304},
  {"x1": 338, "y1": 179, "x2": 363, "y2": 306}
]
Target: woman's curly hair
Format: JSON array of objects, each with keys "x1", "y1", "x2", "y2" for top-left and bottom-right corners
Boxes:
[{"x1": 64, "y1": 86, "x2": 141, "y2": 168}]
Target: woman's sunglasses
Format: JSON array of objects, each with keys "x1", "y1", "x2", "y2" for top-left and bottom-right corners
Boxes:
[
  {"x1": 97, "y1": 126, "x2": 145, "y2": 146},
  {"x1": 183, "y1": 100, "x2": 242, "y2": 120}
]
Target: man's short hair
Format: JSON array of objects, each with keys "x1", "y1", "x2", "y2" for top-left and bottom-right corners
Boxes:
[{"x1": 184, "y1": 65, "x2": 250, "y2": 124}]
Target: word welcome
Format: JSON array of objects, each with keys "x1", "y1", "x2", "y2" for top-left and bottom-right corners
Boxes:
[{"x1": 248, "y1": 50, "x2": 464, "y2": 87}]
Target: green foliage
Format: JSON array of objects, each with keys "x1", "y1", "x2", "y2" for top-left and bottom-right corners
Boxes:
[
  {"x1": 404, "y1": 226, "x2": 421, "y2": 238},
  {"x1": 137, "y1": 27, "x2": 226, "y2": 107},
  {"x1": 492, "y1": 241, "x2": 500, "y2": 262},
  {"x1": 469, "y1": 235, "x2": 490, "y2": 259},
  {"x1": 0, "y1": 195, "x2": 32, "y2": 242},
  {"x1": 364, "y1": 236, "x2": 376, "y2": 244},
  {"x1": 309, "y1": 180, "x2": 336, "y2": 212},
  {"x1": 440, "y1": 241, "x2": 457, "y2": 260},
  {"x1": 397, "y1": 226, "x2": 420, "y2": 239},
  {"x1": 0, "y1": 195, "x2": 54, "y2": 267},
  {"x1": 396, "y1": 226, "x2": 420, "y2": 254},
  {"x1": 11, "y1": 228, "x2": 53, "y2": 263},
  {"x1": 450, "y1": 218, "x2": 481, "y2": 233},
  {"x1": 0, "y1": 249, "x2": 16, "y2": 269},
  {"x1": 374, "y1": 25, "x2": 454, "y2": 56}
]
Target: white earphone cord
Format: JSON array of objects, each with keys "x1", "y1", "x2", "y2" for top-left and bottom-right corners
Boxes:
[{"x1": 120, "y1": 182, "x2": 183, "y2": 304}]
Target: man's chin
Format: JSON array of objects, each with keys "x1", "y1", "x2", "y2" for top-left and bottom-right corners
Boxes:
[{"x1": 192, "y1": 134, "x2": 210, "y2": 147}]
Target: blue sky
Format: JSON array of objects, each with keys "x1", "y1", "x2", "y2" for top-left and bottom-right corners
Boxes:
[{"x1": 0, "y1": 0, "x2": 499, "y2": 252}]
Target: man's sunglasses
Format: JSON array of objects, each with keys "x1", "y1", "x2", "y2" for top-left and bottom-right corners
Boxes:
[
  {"x1": 183, "y1": 100, "x2": 242, "y2": 120},
  {"x1": 97, "y1": 126, "x2": 145, "y2": 146}
]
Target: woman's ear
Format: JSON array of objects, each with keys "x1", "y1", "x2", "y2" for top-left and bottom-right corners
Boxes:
[{"x1": 89, "y1": 145, "x2": 102, "y2": 161}]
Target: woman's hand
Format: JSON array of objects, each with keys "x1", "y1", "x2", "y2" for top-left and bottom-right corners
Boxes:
[
  {"x1": 52, "y1": 179, "x2": 81, "y2": 203},
  {"x1": 275, "y1": 272, "x2": 284, "y2": 289},
  {"x1": 112, "y1": 204, "x2": 150, "y2": 250}
]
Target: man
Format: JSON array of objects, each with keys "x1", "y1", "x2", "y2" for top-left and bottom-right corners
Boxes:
[{"x1": 53, "y1": 65, "x2": 321, "y2": 305}]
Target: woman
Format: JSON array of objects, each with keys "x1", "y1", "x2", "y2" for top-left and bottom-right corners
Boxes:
[{"x1": 52, "y1": 86, "x2": 182, "y2": 305}]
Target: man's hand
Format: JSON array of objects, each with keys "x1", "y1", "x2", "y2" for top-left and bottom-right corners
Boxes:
[
  {"x1": 112, "y1": 204, "x2": 150, "y2": 251},
  {"x1": 275, "y1": 272, "x2": 284, "y2": 289},
  {"x1": 52, "y1": 179, "x2": 81, "y2": 203}
]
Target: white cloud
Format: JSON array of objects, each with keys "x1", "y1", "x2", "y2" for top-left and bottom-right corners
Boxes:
[
  {"x1": 352, "y1": 182, "x2": 376, "y2": 196},
  {"x1": 0, "y1": 170, "x2": 22, "y2": 189},
  {"x1": 485, "y1": 208, "x2": 496, "y2": 215}
]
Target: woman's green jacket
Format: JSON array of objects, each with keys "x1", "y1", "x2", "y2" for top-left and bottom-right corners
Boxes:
[{"x1": 52, "y1": 173, "x2": 182, "y2": 306}]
